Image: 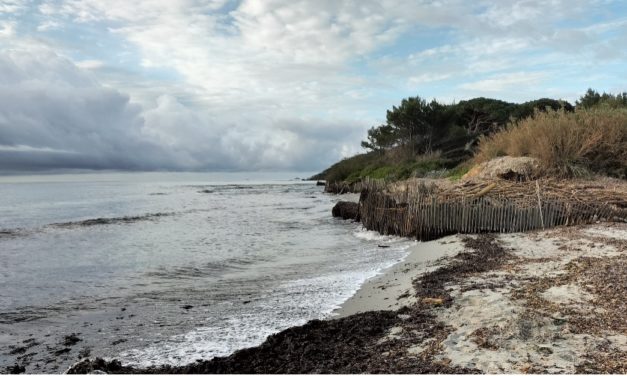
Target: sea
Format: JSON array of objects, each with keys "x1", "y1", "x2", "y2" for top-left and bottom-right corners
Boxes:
[{"x1": 0, "y1": 172, "x2": 413, "y2": 372}]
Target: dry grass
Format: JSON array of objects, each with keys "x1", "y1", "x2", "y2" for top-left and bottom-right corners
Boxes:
[{"x1": 474, "y1": 108, "x2": 627, "y2": 178}]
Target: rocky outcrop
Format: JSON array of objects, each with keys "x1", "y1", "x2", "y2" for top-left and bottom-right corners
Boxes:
[{"x1": 332, "y1": 201, "x2": 359, "y2": 221}]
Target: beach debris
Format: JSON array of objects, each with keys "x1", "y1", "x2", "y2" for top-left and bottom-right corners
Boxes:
[
  {"x1": 470, "y1": 327, "x2": 499, "y2": 350},
  {"x1": 413, "y1": 235, "x2": 512, "y2": 306},
  {"x1": 181, "y1": 305, "x2": 193, "y2": 310},
  {"x1": 421, "y1": 297, "x2": 444, "y2": 305}
]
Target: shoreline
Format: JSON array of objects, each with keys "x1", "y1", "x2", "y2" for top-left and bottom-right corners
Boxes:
[
  {"x1": 332, "y1": 235, "x2": 464, "y2": 318},
  {"x1": 68, "y1": 222, "x2": 627, "y2": 374}
]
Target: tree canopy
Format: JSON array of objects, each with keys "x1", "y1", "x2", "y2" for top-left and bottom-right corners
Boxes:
[
  {"x1": 315, "y1": 88, "x2": 626, "y2": 183},
  {"x1": 576, "y1": 88, "x2": 627, "y2": 109},
  {"x1": 360, "y1": 89, "x2": 622, "y2": 161}
]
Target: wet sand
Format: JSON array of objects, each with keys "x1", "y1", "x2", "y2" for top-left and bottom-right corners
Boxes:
[{"x1": 333, "y1": 235, "x2": 464, "y2": 317}]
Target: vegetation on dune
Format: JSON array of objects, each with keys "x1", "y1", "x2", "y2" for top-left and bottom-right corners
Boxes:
[
  {"x1": 474, "y1": 108, "x2": 627, "y2": 178},
  {"x1": 312, "y1": 88, "x2": 626, "y2": 183},
  {"x1": 311, "y1": 149, "x2": 448, "y2": 183}
]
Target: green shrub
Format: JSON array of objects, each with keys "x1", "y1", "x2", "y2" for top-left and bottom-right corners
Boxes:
[{"x1": 446, "y1": 163, "x2": 472, "y2": 181}]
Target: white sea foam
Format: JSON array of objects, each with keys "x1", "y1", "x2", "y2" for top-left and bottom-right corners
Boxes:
[
  {"x1": 352, "y1": 227, "x2": 414, "y2": 247},
  {"x1": 119, "y1": 246, "x2": 411, "y2": 368}
]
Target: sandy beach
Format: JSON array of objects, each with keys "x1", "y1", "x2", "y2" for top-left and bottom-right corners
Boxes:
[
  {"x1": 333, "y1": 236, "x2": 464, "y2": 317},
  {"x1": 332, "y1": 222, "x2": 627, "y2": 373},
  {"x1": 68, "y1": 221, "x2": 627, "y2": 373}
]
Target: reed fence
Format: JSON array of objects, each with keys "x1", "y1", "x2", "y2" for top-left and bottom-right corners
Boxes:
[{"x1": 357, "y1": 177, "x2": 627, "y2": 241}]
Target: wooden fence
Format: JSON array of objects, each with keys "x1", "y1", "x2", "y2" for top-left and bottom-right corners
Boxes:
[{"x1": 357, "y1": 179, "x2": 627, "y2": 241}]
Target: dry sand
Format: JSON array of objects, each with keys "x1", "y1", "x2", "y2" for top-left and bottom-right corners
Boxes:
[{"x1": 334, "y1": 222, "x2": 627, "y2": 374}]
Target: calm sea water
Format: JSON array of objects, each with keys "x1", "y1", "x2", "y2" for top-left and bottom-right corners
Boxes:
[{"x1": 0, "y1": 172, "x2": 412, "y2": 371}]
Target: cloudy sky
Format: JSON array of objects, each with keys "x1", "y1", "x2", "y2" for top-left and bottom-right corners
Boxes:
[{"x1": 0, "y1": 0, "x2": 625, "y2": 173}]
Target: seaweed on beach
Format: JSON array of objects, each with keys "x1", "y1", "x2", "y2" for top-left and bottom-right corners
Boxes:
[
  {"x1": 413, "y1": 234, "x2": 514, "y2": 306},
  {"x1": 504, "y1": 228, "x2": 627, "y2": 373},
  {"x1": 68, "y1": 311, "x2": 400, "y2": 374},
  {"x1": 68, "y1": 308, "x2": 476, "y2": 374}
]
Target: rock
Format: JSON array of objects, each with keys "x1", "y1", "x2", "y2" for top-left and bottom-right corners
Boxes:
[
  {"x1": 54, "y1": 348, "x2": 71, "y2": 356},
  {"x1": 463, "y1": 156, "x2": 541, "y2": 181},
  {"x1": 67, "y1": 358, "x2": 128, "y2": 375},
  {"x1": 331, "y1": 201, "x2": 359, "y2": 221},
  {"x1": 7, "y1": 364, "x2": 26, "y2": 374},
  {"x1": 9, "y1": 346, "x2": 27, "y2": 355},
  {"x1": 316, "y1": 181, "x2": 325, "y2": 186},
  {"x1": 63, "y1": 333, "x2": 82, "y2": 346}
]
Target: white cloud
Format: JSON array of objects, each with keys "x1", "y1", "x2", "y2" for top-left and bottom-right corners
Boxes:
[
  {"x1": 75, "y1": 59, "x2": 105, "y2": 70},
  {"x1": 0, "y1": 46, "x2": 364, "y2": 172},
  {"x1": 459, "y1": 72, "x2": 546, "y2": 92},
  {"x1": 0, "y1": 0, "x2": 625, "y2": 172},
  {"x1": 0, "y1": 0, "x2": 28, "y2": 14},
  {"x1": 0, "y1": 144, "x2": 78, "y2": 154},
  {"x1": 36, "y1": 19, "x2": 62, "y2": 31},
  {"x1": 0, "y1": 20, "x2": 16, "y2": 37},
  {"x1": 408, "y1": 73, "x2": 452, "y2": 85}
]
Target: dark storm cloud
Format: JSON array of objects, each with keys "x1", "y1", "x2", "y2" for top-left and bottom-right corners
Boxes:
[{"x1": 0, "y1": 49, "x2": 363, "y2": 173}]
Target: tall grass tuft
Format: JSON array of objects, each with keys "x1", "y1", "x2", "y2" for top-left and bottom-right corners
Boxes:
[{"x1": 474, "y1": 108, "x2": 627, "y2": 178}]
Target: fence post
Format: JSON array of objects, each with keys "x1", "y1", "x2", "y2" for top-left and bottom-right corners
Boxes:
[{"x1": 536, "y1": 181, "x2": 545, "y2": 230}]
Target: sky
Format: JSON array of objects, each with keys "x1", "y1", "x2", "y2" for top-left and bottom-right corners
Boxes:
[{"x1": 0, "y1": 0, "x2": 626, "y2": 173}]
